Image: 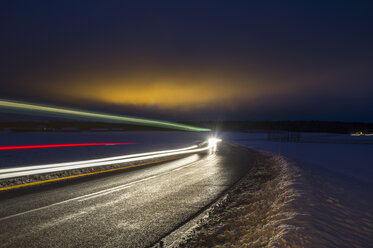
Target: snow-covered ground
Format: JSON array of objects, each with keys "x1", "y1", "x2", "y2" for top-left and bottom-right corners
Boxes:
[
  {"x1": 170, "y1": 151, "x2": 306, "y2": 248},
  {"x1": 222, "y1": 132, "x2": 373, "y2": 247},
  {"x1": 222, "y1": 132, "x2": 373, "y2": 185},
  {"x1": 172, "y1": 132, "x2": 373, "y2": 247},
  {"x1": 0, "y1": 131, "x2": 209, "y2": 168}
]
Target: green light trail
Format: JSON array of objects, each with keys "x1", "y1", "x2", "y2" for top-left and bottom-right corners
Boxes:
[{"x1": 0, "y1": 99, "x2": 210, "y2": 132}]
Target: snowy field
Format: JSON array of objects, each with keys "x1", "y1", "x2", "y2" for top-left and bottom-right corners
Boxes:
[
  {"x1": 222, "y1": 132, "x2": 373, "y2": 185},
  {"x1": 0, "y1": 131, "x2": 209, "y2": 168},
  {"x1": 221, "y1": 131, "x2": 373, "y2": 247}
]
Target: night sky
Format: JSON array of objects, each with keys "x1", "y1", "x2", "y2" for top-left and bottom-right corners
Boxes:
[{"x1": 1, "y1": 1, "x2": 372, "y2": 122}]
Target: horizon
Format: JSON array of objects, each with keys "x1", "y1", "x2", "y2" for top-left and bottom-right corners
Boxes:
[{"x1": 1, "y1": 1, "x2": 373, "y2": 122}]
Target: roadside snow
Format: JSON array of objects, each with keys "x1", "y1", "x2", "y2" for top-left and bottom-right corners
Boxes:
[
  {"x1": 166, "y1": 132, "x2": 373, "y2": 248},
  {"x1": 222, "y1": 132, "x2": 373, "y2": 185},
  {"x1": 166, "y1": 149, "x2": 306, "y2": 248}
]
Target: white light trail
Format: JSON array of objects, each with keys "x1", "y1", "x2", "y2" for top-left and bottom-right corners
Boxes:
[
  {"x1": 0, "y1": 140, "x2": 222, "y2": 180},
  {"x1": 0, "y1": 145, "x2": 198, "y2": 174}
]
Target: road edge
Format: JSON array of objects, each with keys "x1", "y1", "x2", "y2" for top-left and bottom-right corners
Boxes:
[{"x1": 150, "y1": 143, "x2": 272, "y2": 248}]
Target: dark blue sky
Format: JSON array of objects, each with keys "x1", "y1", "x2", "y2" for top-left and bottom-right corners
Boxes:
[{"x1": 1, "y1": 1, "x2": 372, "y2": 122}]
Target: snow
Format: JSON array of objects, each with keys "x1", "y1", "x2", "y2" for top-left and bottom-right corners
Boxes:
[
  {"x1": 171, "y1": 150, "x2": 306, "y2": 248},
  {"x1": 172, "y1": 132, "x2": 373, "y2": 247},
  {"x1": 222, "y1": 132, "x2": 373, "y2": 185}
]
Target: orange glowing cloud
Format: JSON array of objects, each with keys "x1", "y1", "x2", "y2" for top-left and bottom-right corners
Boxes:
[{"x1": 49, "y1": 72, "x2": 293, "y2": 110}]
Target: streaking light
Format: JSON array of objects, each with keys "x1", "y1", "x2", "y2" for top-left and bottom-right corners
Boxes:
[
  {"x1": 0, "y1": 99, "x2": 210, "y2": 132},
  {"x1": 0, "y1": 143, "x2": 134, "y2": 151},
  {"x1": 0, "y1": 140, "x2": 221, "y2": 179},
  {"x1": 0, "y1": 145, "x2": 199, "y2": 174}
]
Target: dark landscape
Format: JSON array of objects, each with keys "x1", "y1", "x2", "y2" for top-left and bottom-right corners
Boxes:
[{"x1": 1, "y1": 1, "x2": 373, "y2": 247}]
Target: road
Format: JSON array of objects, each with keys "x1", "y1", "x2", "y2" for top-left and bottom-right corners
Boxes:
[{"x1": 0, "y1": 142, "x2": 255, "y2": 248}]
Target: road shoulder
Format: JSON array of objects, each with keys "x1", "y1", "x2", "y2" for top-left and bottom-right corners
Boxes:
[{"x1": 155, "y1": 148, "x2": 303, "y2": 247}]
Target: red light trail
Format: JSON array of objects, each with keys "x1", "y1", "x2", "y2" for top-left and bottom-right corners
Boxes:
[{"x1": 0, "y1": 143, "x2": 135, "y2": 151}]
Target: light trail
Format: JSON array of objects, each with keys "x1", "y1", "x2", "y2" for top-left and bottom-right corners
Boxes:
[
  {"x1": 0, "y1": 145, "x2": 199, "y2": 174},
  {"x1": 0, "y1": 146, "x2": 207, "y2": 179},
  {"x1": 0, "y1": 156, "x2": 183, "y2": 192},
  {"x1": 0, "y1": 139, "x2": 224, "y2": 179},
  {"x1": 0, "y1": 142, "x2": 134, "y2": 151},
  {"x1": 0, "y1": 99, "x2": 210, "y2": 132},
  {"x1": 0, "y1": 139, "x2": 221, "y2": 179}
]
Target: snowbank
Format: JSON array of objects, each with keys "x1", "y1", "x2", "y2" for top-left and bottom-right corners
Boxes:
[{"x1": 165, "y1": 150, "x2": 305, "y2": 247}]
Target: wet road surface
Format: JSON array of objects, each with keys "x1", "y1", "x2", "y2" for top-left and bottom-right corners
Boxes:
[{"x1": 0, "y1": 143, "x2": 255, "y2": 248}]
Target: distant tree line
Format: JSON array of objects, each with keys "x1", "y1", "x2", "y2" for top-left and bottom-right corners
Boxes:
[
  {"x1": 1, "y1": 120, "x2": 372, "y2": 134},
  {"x1": 185, "y1": 120, "x2": 373, "y2": 134}
]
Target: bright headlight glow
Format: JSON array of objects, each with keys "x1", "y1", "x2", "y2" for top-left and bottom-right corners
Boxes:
[
  {"x1": 208, "y1": 137, "x2": 222, "y2": 154},
  {"x1": 208, "y1": 138, "x2": 222, "y2": 147}
]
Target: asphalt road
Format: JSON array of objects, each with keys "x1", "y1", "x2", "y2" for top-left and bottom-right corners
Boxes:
[{"x1": 0, "y1": 142, "x2": 255, "y2": 248}]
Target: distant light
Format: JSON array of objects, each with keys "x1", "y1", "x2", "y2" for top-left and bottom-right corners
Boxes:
[
  {"x1": 208, "y1": 138, "x2": 222, "y2": 154},
  {"x1": 208, "y1": 138, "x2": 222, "y2": 147},
  {"x1": 0, "y1": 143, "x2": 135, "y2": 151}
]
